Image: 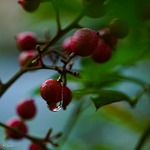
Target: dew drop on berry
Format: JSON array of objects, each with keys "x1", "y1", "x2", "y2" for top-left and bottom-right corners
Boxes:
[{"x1": 48, "y1": 101, "x2": 62, "y2": 112}]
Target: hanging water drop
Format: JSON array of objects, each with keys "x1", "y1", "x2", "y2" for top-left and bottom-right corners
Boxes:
[{"x1": 48, "y1": 101, "x2": 63, "y2": 112}]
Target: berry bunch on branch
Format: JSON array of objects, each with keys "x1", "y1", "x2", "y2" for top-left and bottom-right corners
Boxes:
[{"x1": 0, "y1": 0, "x2": 150, "y2": 150}]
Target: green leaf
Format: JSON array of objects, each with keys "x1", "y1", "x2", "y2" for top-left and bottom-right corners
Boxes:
[{"x1": 90, "y1": 90, "x2": 131, "y2": 110}]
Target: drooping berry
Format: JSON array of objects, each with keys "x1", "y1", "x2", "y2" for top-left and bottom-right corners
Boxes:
[
  {"x1": 40, "y1": 79, "x2": 62, "y2": 104},
  {"x1": 91, "y1": 39, "x2": 112, "y2": 63},
  {"x1": 109, "y1": 18, "x2": 130, "y2": 39},
  {"x1": 15, "y1": 32, "x2": 37, "y2": 51},
  {"x1": 62, "y1": 86, "x2": 72, "y2": 110},
  {"x1": 99, "y1": 28, "x2": 118, "y2": 49},
  {"x1": 82, "y1": 0, "x2": 105, "y2": 18},
  {"x1": 18, "y1": 50, "x2": 38, "y2": 67},
  {"x1": 28, "y1": 143, "x2": 43, "y2": 150},
  {"x1": 18, "y1": 0, "x2": 40, "y2": 12},
  {"x1": 62, "y1": 36, "x2": 72, "y2": 54},
  {"x1": 70, "y1": 28, "x2": 99, "y2": 57},
  {"x1": 16, "y1": 98, "x2": 37, "y2": 120},
  {"x1": 5, "y1": 117, "x2": 28, "y2": 140}
]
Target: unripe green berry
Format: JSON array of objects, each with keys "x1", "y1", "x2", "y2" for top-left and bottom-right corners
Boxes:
[{"x1": 109, "y1": 18, "x2": 130, "y2": 39}]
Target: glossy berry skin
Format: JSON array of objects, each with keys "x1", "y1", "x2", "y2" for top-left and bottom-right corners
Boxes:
[
  {"x1": 16, "y1": 32, "x2": 37, "y2": 51},
  {"x1": 16, "y1": 98, "x2": 37, "y2": 120},
  {"x1": 70, "y1": 28, "x2": 99, "y2": 57},
  {"x1": 18, "y1": 0, "x2": 40, "y2": 12},
  {"x1": 40, "y1": 79, "x2": 62, "y2": 104},
  {"x1": 62, "y1": 86, "x2": 72, "y2": 110},
  {"x1": 109, "y1": 18, "x2": 130, "y2": 39},
  {"x1": 18, "y1": 50, "x2": 38, "y2": 67},
  {"x1": 28, "y1": 143, "x2": 43, "y2": 150},
  {"x1": 62, "y1": 36, "x2": 72, "y2": 54},
  {"x1": 91, "y1": 40, "x2": 112, "y2": 63},
  {"x1": 99, "y1": 28, "x2": 118, "y2": 49},
  {"x1": 82, "y1": 0, "x2": 105, "y2": 18},
  {"x1": 5, "y1": 117, "x2": 28, "y2": 140}
]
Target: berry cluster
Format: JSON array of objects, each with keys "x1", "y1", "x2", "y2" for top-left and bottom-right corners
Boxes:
[
  {"x1": 40, "y1": 79, "x2": 72, "y2": 111},
  {"x1": 15, "y1": 32, "x2": 41, "y2": 68},
  {"x1": 62, "y1": 18, "x2": 129, "y2": 64},
  {"x1": 5, "y1": 99, "x2": 39, "y2": 149}
]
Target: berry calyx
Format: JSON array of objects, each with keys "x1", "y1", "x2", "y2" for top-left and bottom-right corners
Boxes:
[
  {"x1": 28, "y1": 143, "x2": 43, "y2": 150},
  {"x1": 91, "y1": 40, "x2": 112, "y2": 63},
  {"x1": 16, "y1": 98, "x2": 37, "y2": 120},
  {"x1": 40, "y1": 79, "x2": 62, "y2": 104},
  {"x1": 99, "y1": 28, "x2": 118, "y2": 49},
  {"x1": 18, "y1": 0, "x2": 40, "y2": 12},
  {"x1": 15, "y1": 32, "x2": 37, "y2": 51},
  {"x1": 109, "y1": 18, "x2": 130, "y2": 39},
  {"x1": 18, "y1": 50, "x2": 38, "y2": 67},
  {"x1": 5, "y1": 117, "x2": 28, "y2": 140},
  {"x1": 70, "y1": 28, "x2": 99, "y2": 57},
  {"x1": 62, "y1": 36, "x2": 72, "y2": 54},
  {"x1": 62, "y1": 86, "x2": 72, "y2": 110}
]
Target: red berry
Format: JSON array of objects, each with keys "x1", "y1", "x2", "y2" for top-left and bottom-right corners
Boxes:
[
  {"x1": 109, "y1": 18, "x2": 130, "y2": 39},
  {"x1": 62, "y1": 36, "x2": 72, "y2": 54},
  {"x1": 16, "y1": 98, "x2": 37, "y2": 120},
  {"x1": 48, "y1": 86, "x2": 72, "y2": 111},
  {"x1": 62, "y1": 86, "x2": 72, "y2": 110},
  {"x1": 70, "y1": 28, "x2": 99, "y2": 57},
  {"x1": 18, "y1": 0, "x2": 40, "y2": 12},
  {"x1": 28, "y1": 143, "x2": 43, "y2": 150},
  {"x1": 40, "y1": 79, "x2": 62, "y2": 104},
  {"x1": 5, "y1": 117, "x2": 28, "y2": 140},
  {"x1": 91, "y1": 40, "x2": 112, "y2": 63},
  {"x1": 18, "y1": 50, "x2": 38, "y2": 67},
  {"x1": 15, "y1": 32, "x2": 37, "y2": 51},
  {"x1": 99, "y1": 28, "x2": 118, "y2": 49}
]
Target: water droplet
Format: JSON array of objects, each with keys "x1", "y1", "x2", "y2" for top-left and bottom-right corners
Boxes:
[{"x1": 48, "y1": 101, "x2": 63, "y2": 112}]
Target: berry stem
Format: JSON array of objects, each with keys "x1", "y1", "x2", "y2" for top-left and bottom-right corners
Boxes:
[
  {"x1": 0, "y1": 12, "x2": 84, "y2": 97},
  {"x1": 56, "y1": 101, "x2": 84, "y2": 150},
  {"x1": 134, "y1": 122, "x2": 150, "y2": 150},
  {"x1": 52, "y1": 0, "x2": 61, "y2": 33}
]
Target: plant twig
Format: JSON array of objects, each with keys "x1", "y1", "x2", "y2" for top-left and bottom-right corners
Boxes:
[
  {"x1": 0, "y1": 12, "x2": 84, "y2": 97},
  {"x1": 56, "y1": 101, "x2": 84, "y2": 150},
  {"x1": 134, "y1": 122, "x2": 150, "y2": 150}
]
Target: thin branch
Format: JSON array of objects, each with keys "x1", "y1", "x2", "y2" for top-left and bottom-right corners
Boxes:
[
  {"x1": 0, "y1": 12, "x2": 84, "y2": 97},
  {"x1": 56, "y1": 101, "x2": 84, "y2": 150},
  {"x1": 0, "y1": 122, "x2": 46, "y2": 149},
  {"x1": 134, "y1": 122, "x2": 150, "y2": 150},
  {"x1": 52, "y1": 1, "x2": 61, "y2": 33}
]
